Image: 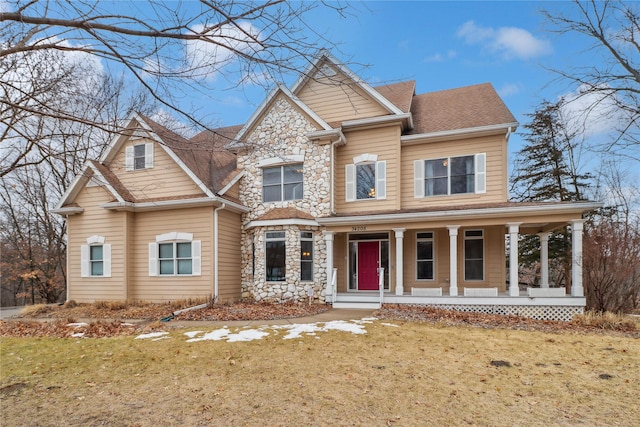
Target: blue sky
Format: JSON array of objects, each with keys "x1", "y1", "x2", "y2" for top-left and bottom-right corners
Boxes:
[{"x1": 197, "y1": 1, "x2": 601, "y2": 157}]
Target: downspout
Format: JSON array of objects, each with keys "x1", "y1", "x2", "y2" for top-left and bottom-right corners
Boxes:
[
  {"x1": 213, "y1": 203, "x2": 226, "y2": 302},
  {"x1": 330, "y1": 140, "x2": 336, "y2": 214}
]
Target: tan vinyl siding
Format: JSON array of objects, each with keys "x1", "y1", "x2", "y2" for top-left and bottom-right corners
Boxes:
[
  {"x1": 333, "y1": 233, "x2": 347, "y2": 292},
  {"x1": 297, "y1": 72, "x2": 389, "y2": 123},
  {"x1": 217, "y1": 209, "x2": 242, "y2": 302},
  {"x1": 223, "y1": 180, "x2": 240, "y2": 200},
  {"x1": 335, "y1": 125, "x2": 401, "y2": 214},
  {"x1": 110, "y1": 137, "x2": 205, "y2": 200},
  {"x1": 401, "y1": 134, "x2": 508, "y2": 209},
  {"x1": 129, "y1": 207, "x2": 213, "y2": 301},
  {"x1": 67, "y1": 185, "x2": 127, "y2": 302}
]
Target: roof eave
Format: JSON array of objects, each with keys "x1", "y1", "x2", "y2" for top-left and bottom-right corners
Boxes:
[
  {"x1": 101, "y1": 196, "x2": 249, "y2": 213},
  {"x1": 316, "y1": 201, "x2": 602, "y2": 226},
  {"x1": 401, "y1": 122, "x2": 519, "y2": 145}
]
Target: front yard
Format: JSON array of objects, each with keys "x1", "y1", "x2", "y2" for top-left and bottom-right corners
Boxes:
[{"x1": 1, "y1": 310, "x2": 639, "y2": 426}]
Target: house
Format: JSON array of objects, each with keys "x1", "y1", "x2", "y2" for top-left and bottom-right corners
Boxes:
[{"x1": 54, "y1": 52, "x2": 600, "y2": 320}]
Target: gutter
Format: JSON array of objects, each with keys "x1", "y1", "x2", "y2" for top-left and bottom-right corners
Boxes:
[
  {"x1": 317, "y1": 201, "x2": 603, "y2": 226},
  {"x1": 213, "y1": 203, "x2": 226, "y2": 302},
  {"x1": 401, "y1": 122, "x2": 520, "y2": 145},
  {"x1": 100, "y1": 196, "x2": 248, "y2": 213}
]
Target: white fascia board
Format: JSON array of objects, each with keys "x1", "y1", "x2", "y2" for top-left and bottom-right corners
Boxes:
[
  {"x1": 50, "y1": 206, "x2": 84, "y2": 216},
  {"x1": 54, "y1": 163, "x2": 91, "y2": 210},
  {"x1": 101, "y1": 197, "x2": 249, "y2": 213},
  {"x1": 342, "y1": 113, "x2": 412, "y2": 130},
  {"x1": 245, "y1": 218, "x2": 319, "y2": 230},
  {"x1": 306, "y1": 128, "x2": 346, "y2": 145},
  {"x1": 401, "y1": 122, "x2": 520, "y2": 145},
  {"x1": 99, "y1": 111, "x2": 144, "y2": 164},
  {"x1": 218, "y1": 170, "x2": 244, "y2": 196},
  {"x1": 317, "y1": 202, "x2": 603, "y2": 226},
  {"x1": 290, "y1": 50, "x2": 404, "y2": 116},
  {"x1": 228, "y1": 85, "x2": 330, "y2": 150}
]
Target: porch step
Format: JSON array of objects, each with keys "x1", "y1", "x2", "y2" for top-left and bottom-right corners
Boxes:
[{"x1": 332, "y1": 301, "x2": 381, "y2": 309}]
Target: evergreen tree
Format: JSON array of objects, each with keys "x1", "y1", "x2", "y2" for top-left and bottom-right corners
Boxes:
[{"x1": 510, "y1": 100, "x2": 592, "y2": 289}]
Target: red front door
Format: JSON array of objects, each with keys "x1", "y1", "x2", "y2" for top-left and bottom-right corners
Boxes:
[{"x1": 357, "y1": 241, "x2": 380, "y2": 290}]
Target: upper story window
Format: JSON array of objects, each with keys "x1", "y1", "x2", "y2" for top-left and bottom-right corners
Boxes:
[
  {"x1": 414, "y1": 153, "x2": 485, "y2": 198},
  {"x1": 263, "y1": 163, "x2": 303, "y2": 202},
  {"x1": 125, "y1": 142, "x2": 154, "y2": 171},
  {"x1": 346, "y1": 153, "x2": 386, "y2": 202}
]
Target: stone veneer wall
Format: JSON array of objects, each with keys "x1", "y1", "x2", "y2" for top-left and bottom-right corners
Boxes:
[{"x1": 236, "y1": 96, "x2": 332, "y2": 302}]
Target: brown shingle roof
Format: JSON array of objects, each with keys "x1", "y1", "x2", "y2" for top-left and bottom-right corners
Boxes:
[
  {"x1": 254, "y1": 207, "x2": 315, "y2": 221},
  {"x1": 138, "y1": 115, "x2": 242, "y2": 194},
  {"x1": 89, "y1": 160, "x2": 136, "y2": 202},
  {"x1": 373, "y1": 80, "x2": 415, "y2": 113},
  {"x1": 408, "y1": 83, "x2": 517, "y2": 135}
]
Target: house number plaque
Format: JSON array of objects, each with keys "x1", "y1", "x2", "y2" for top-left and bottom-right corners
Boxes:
[{"x1": 352, "y1": 226, "x2": 366, "y2": 231}]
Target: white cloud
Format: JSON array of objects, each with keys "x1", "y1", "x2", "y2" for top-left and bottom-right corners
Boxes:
[
  {"x1": 497, "y1": 83, "x2": 521, "y2": 97},
  {"x1": 559, "y1": 84, "x2": 625, "y2": 138},
  {"x1": 457, "y1": 20, "x2": 552, "y2": 60},
  {"x1": 184, "y1": 21, "x2": 262, "y2": 79},
  {"x1": 424, "y1": 50, "x2": 457, "y2": 63}
]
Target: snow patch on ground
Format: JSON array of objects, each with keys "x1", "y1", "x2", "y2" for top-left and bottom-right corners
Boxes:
[{"x1": 135, "y1": 331, "x2": 169, "y2": 340}]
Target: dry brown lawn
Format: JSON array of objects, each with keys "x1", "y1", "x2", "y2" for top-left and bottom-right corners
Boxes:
[{"x1": 1, "y1": 320, "x2": 638, "y2": 426}]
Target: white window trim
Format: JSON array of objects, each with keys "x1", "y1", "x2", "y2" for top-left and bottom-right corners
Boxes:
[
  {"x1": 125, "y1": 142, "x2": 154, "y2": 171},
  {"x1": 300, "y1": 231, "x2": 314, "y2": 282},
  {"x1": 416, "y1": 231, "x2": 435, "y2": 281},
  {"x1": 463, "y1": 229, "x2": 485, "y2": 282},
  {"x1": 262, "y1": 163, "x2": 304, "y2": 202},
  {"x1": 345, "y1": 155, "x2": 386, "y2": 202},
  {"x1": 414, "y1": 153, "x2": 486, "y2": 198},
  {"x1": 149, "y1": 232, "x2": 200, "y2": 276},
  {"x1": 81, "y1": 235, "x2": 111, "y2": 278},
  {"x1": 265, "y1": 231, "x2": 286, "y2": 282}
]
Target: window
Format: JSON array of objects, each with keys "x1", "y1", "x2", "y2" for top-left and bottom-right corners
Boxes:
[
  {"x1": 81, "y1": 236, "x2": 111, "y2": 278},
  {"x1": 159, "y1": 242, "x2": 193, "y2": 275},
  {"x1": 265, "y1": 231, "x2": 286, "y2": 281},
  {"x1": 464, "y1": 230, "x2": 484, "y2": 281},
  {"x1": 263, "y1": 164, "x2": 303, "y2": 202},
  {"x1": 90, "y1": 245, "x2": 104, "y2": 276},
  {"x1": 345, "y1": 154, "x2": 386, "y2": 201},
  {"x1": 125, "y1": 143, "x2": 154, "y2": 171},
  {"x1": 149, "y1": 232, "x2": 201, "y2": 277},
  {"x1": 414, "y1": 153, "x2": 485, "y2": 197},
  {"x1": 416, "y1": 232, "x2": 434, "y2": 280},
  {"x1": 300, "y1": 232, "x2": 313, "y2": 281}
]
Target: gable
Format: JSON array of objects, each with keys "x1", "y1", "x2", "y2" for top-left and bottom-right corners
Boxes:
[
  {"x1": 108, "y1": 131, "x2": 206, "y2": 201},
  {"x1": 296, "y1": 64, "x2": 390, "y2": 123}
]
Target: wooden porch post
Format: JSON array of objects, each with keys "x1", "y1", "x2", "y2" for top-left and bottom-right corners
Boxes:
[
  {"x1": 570, "y1": 220, "x2": 584, "y2": 297},
  {"x1": 447, "y1": 226, "x2": 460, "y2": 296},
  {"x1": 538, "y1": 232, "x2": 550, "y2": 288},
  {"x1": 507, "y1": 223, "x2": 522, "y2": 296},
  {"x1": 324, "y1": 231, "x2": 335, "y2": 302},
  {"x1": 393, "y1": 228, "x2": 406, "y2": 295}
]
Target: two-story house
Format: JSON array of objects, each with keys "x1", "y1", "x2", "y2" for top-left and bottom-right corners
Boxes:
[{"x1": 54, "y1": 52, "x2": 600, "y2": 320}]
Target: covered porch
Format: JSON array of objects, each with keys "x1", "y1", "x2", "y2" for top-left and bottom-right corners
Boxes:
[{"x1": 318, "y1": 202, "x2": 600, "y2": 321}]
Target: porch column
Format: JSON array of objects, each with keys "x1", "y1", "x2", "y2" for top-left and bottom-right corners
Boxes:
[
  {"x1": 447, "y1": 226, "x2": 460, "y2": 296},
  {"x1": 393, "y1": 228, "x2": 406, "y2": 295},
  {"x1": 538, "y1": 232, "x2": 551, "y2": 288},
  {"x1": 571, "y1": 220, "x2": 584, "y2": 297},
  {"x1": 507, "y1": 223, "x2": 522, "y2": 297},
  {"x1": 324, "y1": 231, "x2": 335, "y2": 302}
]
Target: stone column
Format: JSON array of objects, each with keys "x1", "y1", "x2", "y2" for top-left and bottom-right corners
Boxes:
[
  {"x1": 324, "y1": 231, "x2": 335, "y2": 302},
  {"x1": 538, "y1": 232, "x2": 551, "y2": 288},
  {"x1": 447, "y1": 226, "x2": 460, "y2": 296},
  {"x1": 507, "y1": 223, "x2": 522, "y2": 297},
  {"x1": 393, "y1": 228, "x2": 406, "y2": 295},
  {"x1": 571, "y1": 220, "x2": 584, "y2": 297}
]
